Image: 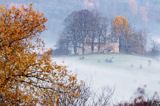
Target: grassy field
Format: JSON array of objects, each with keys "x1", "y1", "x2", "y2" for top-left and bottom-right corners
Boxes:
[{"x1": 54, "y1": 54, "x2": 160, "y2": 102}]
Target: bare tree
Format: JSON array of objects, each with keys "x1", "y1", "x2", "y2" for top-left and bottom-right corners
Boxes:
[
  {"x1": 63, "y1": 11, "x2": 80, "y2": 55},
  {"x1": 127, "y1": 30, "x2": 147, "y2": 55},
  {"x1": 63, "y1": 10, "x2": 95, "y2": 55},
  {"x1": 90, "y1": 87, "x2": 114, "y2": 106},
  {"x1": 54, "y1": 35, "x2": 71, "y2": 56},
  {"x1": 58, "y1": 83, "x2": 114, "y2": 106},
  {"x1": 96, "y1": 16, "x2": 108, "y2": 52},
  {"x1": 150, "y1": 40, "x2": 160, "y2": 56},
  {"x1": 61, "y1": 10, "x2": 108, "y2": 55}
]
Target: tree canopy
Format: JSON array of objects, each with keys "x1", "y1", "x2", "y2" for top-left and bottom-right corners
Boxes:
[
  {"x1": 112, "y1": 16, "x2": 129, "y2": 36},
  {"x1": 61, "y1": 9, "x2": 108, "y2": 55},
  {"x1": 0, "y1": 4, "x2": 82, "y2": 105}
]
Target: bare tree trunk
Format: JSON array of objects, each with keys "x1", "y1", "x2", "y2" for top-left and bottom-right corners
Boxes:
[
  {"x1": 82, "y1": 42, "x2": 85, "y2": 55},
  {"x1": 91, "y1": 35, "x2": 95, "y2": 53},
  {"x1": 73, "y1": 44, "x2": 77, "y2": 55},
  {"x1": 98, "y1": 36, "x2": 101, "y2": 53},
  {"x1": 91, "y1": 42, "x2": 94, "y2": 53}
]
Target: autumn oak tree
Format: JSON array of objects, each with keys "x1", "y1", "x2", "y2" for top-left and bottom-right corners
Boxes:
[
  {"x1": 112, "y1": 16, "x2": 129, "y2": 35},
  {"x1": 112, "y1": 16, "x2": 146, "y2": 54},
  {"x1": 112, "y1": 16, "x2": 130, "y2": 52},
  {"x1": 0, "y1": 4, "x2": 82, "y2": 105}
]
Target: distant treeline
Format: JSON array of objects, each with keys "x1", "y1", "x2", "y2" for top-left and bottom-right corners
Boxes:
[{"x1": 54, "y1": 9, "x2": 159, "y2": 56}]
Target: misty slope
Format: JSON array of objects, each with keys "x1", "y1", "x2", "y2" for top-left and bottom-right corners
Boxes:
[
  {"x1": 1, "y1": 0, "x2": 160, "y2": 48},
  {"x1": 54, "y1": 54, "x2": 160, "y2": 102}
]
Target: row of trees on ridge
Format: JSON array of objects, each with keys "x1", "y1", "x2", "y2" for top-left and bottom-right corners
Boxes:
[{"x1": 55, "y1": 10, "x2": 146, "y2": 55}]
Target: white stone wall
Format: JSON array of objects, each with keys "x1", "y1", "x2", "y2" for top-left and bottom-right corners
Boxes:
[{"x1": 77, "y1": 42, "x2": 119, "y2": 54}]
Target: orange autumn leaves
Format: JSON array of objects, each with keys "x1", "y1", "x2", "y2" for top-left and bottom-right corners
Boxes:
[
  {"x1": 0, "y1": 4, "x2": 47, "y2": 49},
  {"x1": 112, "y1": 16, "x2": 129, "y2": 36},
  {"x1": 0, "y1": 4, "x2": 82, "y2": 106}
]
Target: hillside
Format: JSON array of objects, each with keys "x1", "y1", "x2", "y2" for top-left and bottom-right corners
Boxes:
[{"x1": 54, "y1": 54, "x2": 160, "y2": 102}]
